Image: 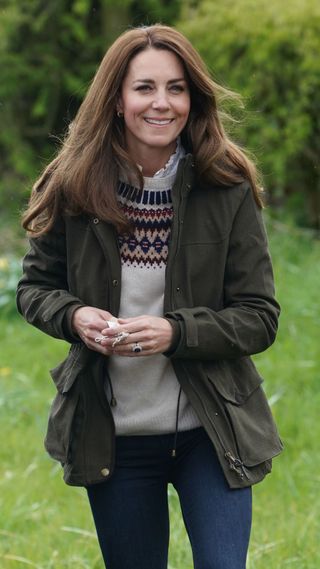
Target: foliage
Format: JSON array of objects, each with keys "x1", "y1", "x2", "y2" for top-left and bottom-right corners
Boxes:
[
  {"x1": 0, "y1": 0, "x2": 182, "y2": 212},
  {"x1": 0, "y1": 255, "x2": 22, "y2": 317},
  {"x1": 1, "y1": 0, "x2": 319, "y2": 229},
  {"x1": 178, "y1": 0, "x2": 320, "y2": 228},
  {"x1": 1, "y1": 224, "x2": 320, "y2": 567}
]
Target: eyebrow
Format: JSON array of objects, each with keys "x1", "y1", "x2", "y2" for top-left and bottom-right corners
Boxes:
[{"x1": 133, "y1": 78, "x2": 187, "y2": 84}]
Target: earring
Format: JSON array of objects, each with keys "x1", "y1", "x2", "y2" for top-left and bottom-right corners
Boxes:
[{"x1": 117, "y1": 110, "x2": 123, "y2": 118}]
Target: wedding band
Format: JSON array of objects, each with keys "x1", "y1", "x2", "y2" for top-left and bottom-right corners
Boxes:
[{"x1": 132, "y1": 342, "x2": 142, "y2": 353}]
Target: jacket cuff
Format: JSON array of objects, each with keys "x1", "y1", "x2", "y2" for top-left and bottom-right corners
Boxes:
[
  {"x1": 62, "y1": 303, "x2": 86, "y2": 342},
  {"x1": 163, "y1": 317, "x2": 181, "y2": 357}
]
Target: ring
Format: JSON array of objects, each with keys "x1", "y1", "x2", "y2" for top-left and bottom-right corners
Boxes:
[{"x1": 132, "y1": 342, "x2": 142, "y2": 353}]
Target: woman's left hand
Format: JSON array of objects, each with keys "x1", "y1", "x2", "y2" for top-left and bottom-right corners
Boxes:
[{"x1": 99, "y1": 315, "x2": 173, "y2": 357}]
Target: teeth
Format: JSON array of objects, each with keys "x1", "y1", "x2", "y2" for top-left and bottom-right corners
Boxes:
[{"x1": 145, "y1": 118, "x2": 172, "y2": 125}]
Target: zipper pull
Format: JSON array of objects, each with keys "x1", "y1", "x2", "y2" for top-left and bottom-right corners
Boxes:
[{"x1": 225, "y1": 451, "x2": 247, "y2": 480}]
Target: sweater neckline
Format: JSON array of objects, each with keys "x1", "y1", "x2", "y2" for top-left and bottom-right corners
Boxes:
[
  {"x1": 119, "y1": 170, "x2": 178, "y2": 192},
  {"x1": 119, "y1": 140, "x2": 186, "y2": 191}
]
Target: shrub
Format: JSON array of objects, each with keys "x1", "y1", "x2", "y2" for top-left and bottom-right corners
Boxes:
[
  {"x1": 178, "y1": 0, "x2": 320, "y2": 228},
  {"x1": 0, "y1": 0, "x2": 182, "y2": 215},
  {"x1": 0, "y1": 256, "x2": 21, "y2": 317}
]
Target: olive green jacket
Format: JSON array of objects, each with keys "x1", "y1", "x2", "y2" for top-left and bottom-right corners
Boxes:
[{"x1": 16, "y1": 155, "x2": 283, "y2": 488}]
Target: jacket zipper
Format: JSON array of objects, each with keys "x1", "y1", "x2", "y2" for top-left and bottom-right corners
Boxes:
[
  {"x1": 165, "y1": 159, "x2": 187, "y2": 312},
  {"x1": 165, "y1": 161, "x2": 188, "y2": 458},
  {"x1": 165, "y1": 171, "x2": 250, "y2": 482}
]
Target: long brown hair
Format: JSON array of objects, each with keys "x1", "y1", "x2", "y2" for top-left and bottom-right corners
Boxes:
[{"x1": 22, "y1": 24, "x2": 262, "y2": 236}]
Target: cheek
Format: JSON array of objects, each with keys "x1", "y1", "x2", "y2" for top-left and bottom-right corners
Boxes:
[
  {"x1": 180, "y1": 102, "x2": 191, "y2": 124},
  {"x1": 178, "y1": 96, "x2": 191, "y2": 119},
  {"x1": 123, "y1": 96, "x2": 146, "y2": 118}
]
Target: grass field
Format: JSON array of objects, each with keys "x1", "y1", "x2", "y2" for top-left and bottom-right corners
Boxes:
[{"x1": 0, "y1": 221, "x2": 319, "y2": 568}]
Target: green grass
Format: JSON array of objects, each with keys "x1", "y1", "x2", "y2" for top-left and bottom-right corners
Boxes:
[{"x1": 0, "y1": 221, "x2": 319, "y2": 568}]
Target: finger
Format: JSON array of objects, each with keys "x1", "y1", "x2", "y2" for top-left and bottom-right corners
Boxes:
[
  {"x1": 86, "y1": 336, "x2": 113, "y2": 356},
  {"x1": 100, "y1": 322, "x2": 139, "y2": 336},
  {"x1": 98, "y1": 329, "x2": 131, "y2": 349},
  {"x1": 117, "y1": 316, "x2": 149, "y2": 328},
  {"x1": 112, "y1": 338, "x2": 156, "y2": 356},
  {"x1": 100, "y1": 329, "x2": 145, "y2": 349},
  {"x1": 81, "y1": 326, "x2": 111, "y2": 348}
]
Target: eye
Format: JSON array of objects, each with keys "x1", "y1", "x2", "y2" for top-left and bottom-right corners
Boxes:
[
  {"x1": 135, "y1": 84, "x2": 153, "y2": 92},
  {"x1": 169, "y1": 84, "x2": 185, "y2": 93}
]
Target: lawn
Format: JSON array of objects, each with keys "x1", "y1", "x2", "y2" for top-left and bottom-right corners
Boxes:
[{"x1": 0, "y1": 220, "x2": 319, "y2": 568}]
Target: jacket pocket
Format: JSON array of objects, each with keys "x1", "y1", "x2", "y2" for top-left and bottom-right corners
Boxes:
[
  {"x1": 44, "y1": 344, "x2": 84, "y2": 463},
  {"x1": 50, "y1": 343, "x2": 84, "y2": 394},
  {"x1": 205, "y1": 358, "x2": 283, "y2": 467}
]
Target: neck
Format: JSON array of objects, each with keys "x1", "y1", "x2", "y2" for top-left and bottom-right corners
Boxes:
[{"x1": 129, "y1": 143, "x2": 177, "y2": 177}]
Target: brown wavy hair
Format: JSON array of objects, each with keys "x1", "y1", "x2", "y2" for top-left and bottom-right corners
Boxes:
[{"x1": 22, "y1": 24, "x2": 262, "y2": 236}]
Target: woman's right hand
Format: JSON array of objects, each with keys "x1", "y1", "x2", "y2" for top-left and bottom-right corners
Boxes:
[{"x1": 71, "y1": 306, "x2": 115, "y2": 355}]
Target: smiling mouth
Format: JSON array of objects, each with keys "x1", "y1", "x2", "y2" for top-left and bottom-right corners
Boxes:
[{"x1": 144, "y1": 118, "x2": 174, "y2": 126}]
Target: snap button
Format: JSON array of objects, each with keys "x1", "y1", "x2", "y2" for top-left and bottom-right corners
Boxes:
[
  {"x1": 101, "y1": 468, "x2": 110, "y2": 477},
  {"x1": 176, "y1": 287, "x2": 180, "y2": 292},
  {"x1": 93, "y1": 218, "x2": 99, "y2": 224},
  {"x1": 112, "y1": 279, "x2": 119, "y2": 287}
]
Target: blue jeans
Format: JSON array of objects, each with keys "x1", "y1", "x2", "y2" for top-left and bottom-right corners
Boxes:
[{"x1": 87, "y1": 427, "x2": 252, "y2": 569}]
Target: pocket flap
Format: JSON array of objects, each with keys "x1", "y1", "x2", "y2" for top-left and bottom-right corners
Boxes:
[
  {"x1": 205, "y1": 357, "x2": 263, "y2": 405},
  {"x1": 50, "y1": 344, "x2": 84, "y2": 394}
]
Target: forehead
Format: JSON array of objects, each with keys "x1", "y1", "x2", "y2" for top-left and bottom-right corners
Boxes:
[{"x1": 124, "y1": 48, "x2": 186, "y2": 81}]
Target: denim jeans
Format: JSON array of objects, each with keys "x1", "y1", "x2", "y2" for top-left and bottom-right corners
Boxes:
[{"x1": 87, "y1": 427, "x2": 252, "y2": 569}]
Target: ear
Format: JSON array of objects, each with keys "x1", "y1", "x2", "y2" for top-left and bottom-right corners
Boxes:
[{"x1": 116, "y1": 95, "x2": 124, "y2": 114}]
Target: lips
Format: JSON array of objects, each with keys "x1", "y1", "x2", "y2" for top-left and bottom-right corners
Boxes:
[{"x1": 144, "y1": 118, "x2": 174, "y2": 125}]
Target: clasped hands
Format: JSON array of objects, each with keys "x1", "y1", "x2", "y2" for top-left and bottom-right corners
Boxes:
[{"x1": 71, "y1": 306, "x2": 173, "y2": 357}]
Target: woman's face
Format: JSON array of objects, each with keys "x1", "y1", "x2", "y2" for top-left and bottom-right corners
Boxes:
[{"x1": 118, "y1": 48, "x2": 190, "y2": 165}]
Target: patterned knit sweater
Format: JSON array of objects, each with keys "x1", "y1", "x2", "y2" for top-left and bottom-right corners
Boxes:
[{"x1": 107, "y1": 168, "x2": 201, "y2": 436}]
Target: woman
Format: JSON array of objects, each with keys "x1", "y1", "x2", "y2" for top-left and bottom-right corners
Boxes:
[{"x1": 17, "y1": 24, "x2": 283, "y2": 569}]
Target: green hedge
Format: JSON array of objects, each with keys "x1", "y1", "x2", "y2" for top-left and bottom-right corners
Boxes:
[
  {"x1": 178, "y1": 0, "x2": 320, "y2": 228},
  {"x1": 1, "y1": 0, "x2": 319, "y2": 228},
  {"x1": 0, "y1": 0, "x2": 182, "y2": 213}
]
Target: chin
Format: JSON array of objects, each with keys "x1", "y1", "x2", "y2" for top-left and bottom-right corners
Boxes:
[{"x1": 145, "y1": 134, "x2": 178, "y2": 147}]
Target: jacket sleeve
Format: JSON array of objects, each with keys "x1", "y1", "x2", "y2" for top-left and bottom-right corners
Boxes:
[
  {"x1": 165, "y1": 186, "x2": 280, "y2": 360},
  {"x1": 16, "y1": 217, "x2": 84, "y2": 343}
]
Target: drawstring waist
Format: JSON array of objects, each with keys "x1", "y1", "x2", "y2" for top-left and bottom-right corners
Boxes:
[
  {"x1": 171, "y1": 387, "x2": 182, "y2": 457},
  {"x1": 106, "y1": 374, "x2": 117, "y2": 407}
]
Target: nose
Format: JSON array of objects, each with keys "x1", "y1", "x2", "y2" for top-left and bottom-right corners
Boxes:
[{"x1": 151, "y1": 89, "x2": 170, "y2": 111}]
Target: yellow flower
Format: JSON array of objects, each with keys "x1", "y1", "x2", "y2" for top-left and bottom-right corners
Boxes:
[
  {"x1": 0, "y1": 367, "x2": 11, "y2": 377},
  {"x1": 0, "y1": 257, "x2": 9, "y2": 270}
]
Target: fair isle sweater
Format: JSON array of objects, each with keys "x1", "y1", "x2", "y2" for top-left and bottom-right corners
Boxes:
[{"x1": 107, "y1": 161, "x2": 201, "y2": 436}]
